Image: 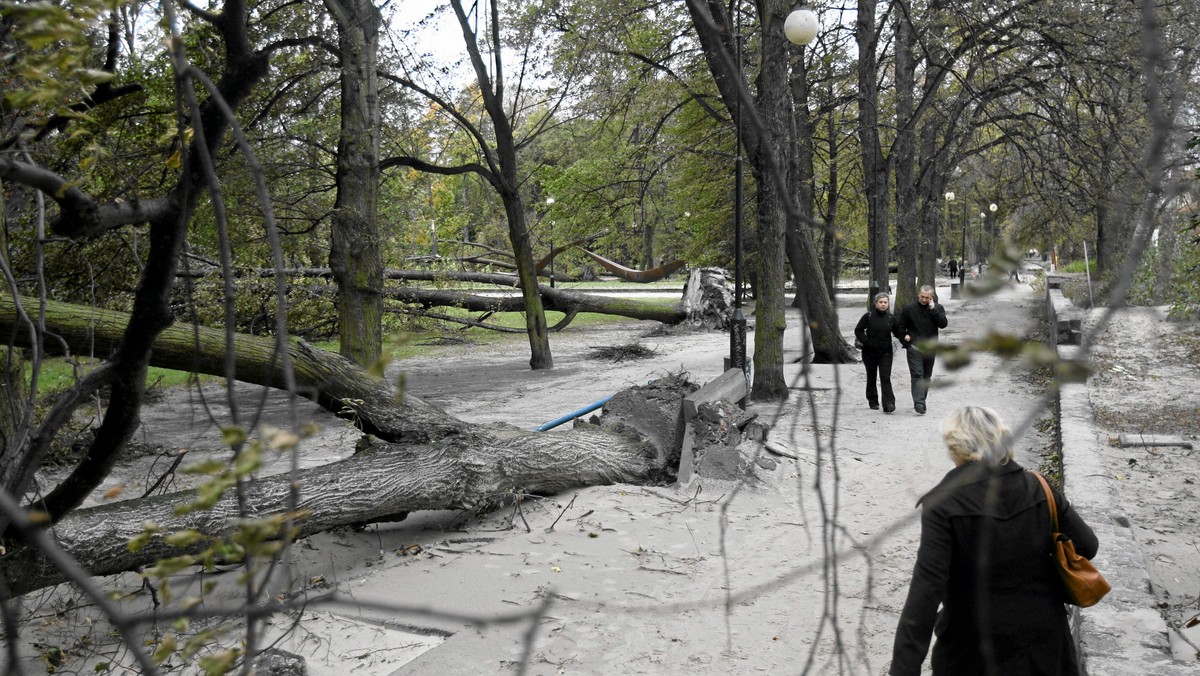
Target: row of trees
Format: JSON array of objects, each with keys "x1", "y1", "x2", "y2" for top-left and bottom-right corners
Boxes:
[
  {"x1": 0, "y1": 0, "x2": 1196, "y2": 670},
  {"x1": 4, "y1": 1, "x2": 1196, "y2": 378}
]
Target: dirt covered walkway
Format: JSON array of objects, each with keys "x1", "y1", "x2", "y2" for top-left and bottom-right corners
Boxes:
[
  {"x1": 21, "y1": 281, "x2": 1148, "y2": 676},
  {"x1": 315, "y1": 282, "x2": 1054, "y2": 675}
]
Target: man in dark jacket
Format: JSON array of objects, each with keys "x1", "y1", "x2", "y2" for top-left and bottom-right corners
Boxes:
[
  {"x1": 897, "y1": 285, "x2": 948, "y2": 414},
  {"x1": 854, "y1": 293, "x2": 905, "y2": 412}
]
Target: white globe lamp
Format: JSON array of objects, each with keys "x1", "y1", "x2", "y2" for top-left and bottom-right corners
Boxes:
[{"x1": 784, "y1": 7, "x2": 819, "y2": 46}]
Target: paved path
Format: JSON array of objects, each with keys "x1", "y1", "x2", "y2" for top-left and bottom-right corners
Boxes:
[{"x1": 377, "y1": 279, "x2": 1054, "y2": 674}]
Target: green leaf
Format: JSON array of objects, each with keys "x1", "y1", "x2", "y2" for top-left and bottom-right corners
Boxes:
[
  {"x1": 181, "y1": 459, "x2": 226, "y2": 475},
  {"x1": 144, "y1": 554, "x2": 197, "y2": 579},
  {"x1": 151, "y1": 635, "x2": 177, "y2": 665},
  {"x1": 163, "y1": 529, "x2": 204, "y2": 548},
  {"x1": 220, "y1": 425, "x2": 247, "y2": 447},
  {"x1": 126, "y1": 522, "x2": 162, "y2": 553},
  {"x1": 78, "y1": 68, "x2": 114, "y2": 85}
]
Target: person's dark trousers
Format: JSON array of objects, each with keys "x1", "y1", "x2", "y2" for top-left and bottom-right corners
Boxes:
[
  {"x1": 863, "y1": 348, "x2": 895, "y2": 410},
  {"x1": 905, "y1": 346, "x2": 936, "y2": 408}
]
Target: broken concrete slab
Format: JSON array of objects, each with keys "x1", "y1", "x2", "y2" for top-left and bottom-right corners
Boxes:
[{"x1": 682, "y1": 368, "x2": 749, "y2": 421}]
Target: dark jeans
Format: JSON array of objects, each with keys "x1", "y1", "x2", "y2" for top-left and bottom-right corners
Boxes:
[
  {"x1": 862, "y1": 348, "x2": 895, "y2": 408},
  {"x1": 905, "y1": 345, "x2": 937, "y2": 406}
]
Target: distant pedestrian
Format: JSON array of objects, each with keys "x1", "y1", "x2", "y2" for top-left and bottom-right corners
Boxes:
[
  {"x1": 889, "y1": 406, "x2": 1100, "y2": 675},
  {"x1": 948, "y1": 258, "x2": 958, "y2": 278},
  {"x1": 854, "y1": 293, "x2": 904, "y2": 413},
  {"x1": 897, "y1": 285, "x2": 947, "y2": 415},
  {"x1": 1008, "y1": 265, "x2": 1021, "y2": 283}
]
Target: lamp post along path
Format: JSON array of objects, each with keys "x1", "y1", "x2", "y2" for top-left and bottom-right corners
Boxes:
[
  {"x1": 959, "y1": 202, "x2": 967, "y2": 288},
  {"x1": 945, "y1": 191, "x2": 958, "y2": 297},
  {"x1": 988, "y1": 202, "x2": 998, "y2": 263},
  {"x1": 729, "y1": 5, "x2": 819, "y2": 378}
]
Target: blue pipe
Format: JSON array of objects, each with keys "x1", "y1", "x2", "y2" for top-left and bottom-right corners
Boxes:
[{"x1": 535, "y1": 395, "x2": 614, "y2": 431}]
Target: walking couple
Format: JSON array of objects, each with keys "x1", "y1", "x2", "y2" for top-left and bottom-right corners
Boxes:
[{"x1": 854, "y1": 285, "x2": 948, "y2": 415}]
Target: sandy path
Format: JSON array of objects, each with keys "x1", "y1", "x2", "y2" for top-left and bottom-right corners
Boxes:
[
  {"x1": 277, "y1": 282, "x2": 1052, "y2": 675},
  {"x1": 13, "y1": 282, "x2": 1073, "y2": 676}
]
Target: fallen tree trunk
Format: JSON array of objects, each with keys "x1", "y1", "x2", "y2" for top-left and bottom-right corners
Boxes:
[
  {"x1": 0, "y1": 295, "x2": 695, "y2": 595},
  {"x1": 0, "y1": 294, "x2": 459, "y2": 442},
  {"x1": 385, "y1": 285, "x2": 687, "y2": 323},
  {"x1": 1, "y1": 409, "x2": 677, "y2": 597},
  {"x1": 171, "y1": 267, "x2": 692, "y2": 325}
]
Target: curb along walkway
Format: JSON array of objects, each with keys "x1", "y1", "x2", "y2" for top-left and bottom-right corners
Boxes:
[{"x1": 1047, "y1": 289, "x2": 1193, "y2": 675}]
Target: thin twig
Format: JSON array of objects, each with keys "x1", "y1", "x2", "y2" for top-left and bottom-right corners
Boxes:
[{"x1": 544, "y1": 493, "x2": 577, "y2": 532}]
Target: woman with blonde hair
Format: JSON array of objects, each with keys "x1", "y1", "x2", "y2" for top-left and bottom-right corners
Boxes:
[{"x1": 889, "y1": 406, "x2": 1100, "y2": 675}]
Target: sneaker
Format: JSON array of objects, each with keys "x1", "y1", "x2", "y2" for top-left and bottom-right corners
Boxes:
[
  {"x1": 869, "y1": 402, "x2": 880, "y2": 410},
  {"x1": 883, "y1": 404, "x2": 895, "y2": 413},
  {"x1": 915, "y1": 403, "x2": 926, "y2": 415}
]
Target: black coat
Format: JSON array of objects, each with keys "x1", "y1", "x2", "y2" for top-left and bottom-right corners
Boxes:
[
  {"x1": 854, "y1": 308, "x2": 903, "y2": 353},
  {"x1": 897, "y1": 301, "x2": 948, "y2": 345},
  {"x1": 890, "y1": 461, "x2": 1099, "y2": 676}
]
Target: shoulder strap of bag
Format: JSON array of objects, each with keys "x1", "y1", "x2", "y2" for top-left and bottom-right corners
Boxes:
[{"x1": 1031, "y1": 471, "x2": 1059, "y2": 532}]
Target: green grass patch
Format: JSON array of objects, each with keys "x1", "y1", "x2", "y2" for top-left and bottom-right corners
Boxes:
[
  {"x1": 31, "y1": 357, "x2": 214, "y2": 398},
  {"x1": 1059, "y1": 259, "x2": 1095, "y2": 274},
  {"x1": 318, "y1": 305, "x2": 675, "y2": 361}
]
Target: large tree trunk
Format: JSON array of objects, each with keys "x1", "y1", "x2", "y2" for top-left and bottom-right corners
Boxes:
[
  {"x1": 857, "y1": 0, "x2": 890, "y2": 301},
  {"x1": 684, "y1": 0, "x2": 855, "y2": 372},
  {"x1": 326, "y1": 0, "x2": 384, "y2": 367},
  {"x1": 893, "y1": 8, "x2": 918, "y2": 307},
  {"x1": 0, "y1": 295, "x2": 458, "y2": 444},
  {"x1": 746, "y1": 0, "x2": 792, "y2": 400},
  {"x1": 386, "y1": 285, "x2": 689, "y2": 324},
  {"x1": 0, "y1": 382, "x2": 686, "y2": 597},
  {"x1": 0, "y1": 295, "x2": 695, "y2": 596}
]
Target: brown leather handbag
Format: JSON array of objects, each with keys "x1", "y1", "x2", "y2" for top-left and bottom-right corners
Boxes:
[{"x1": 1032, "y1": 471, "x2": 1112, "y2": 607}]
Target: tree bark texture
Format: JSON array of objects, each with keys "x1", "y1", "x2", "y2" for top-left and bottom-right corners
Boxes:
[
  {"x1": 893, "y1": 8, "x2": 919, "y2": 306},
  {"x1": 857, "y1": 0, "x2": 890, "y2": 300},
  {"x1": 0, "y1": 412, "x2": 675, "y2": 597},
  {"x1": 747, "y1": 0, "x2": 792, "y2": 400},
  {"x1": 0, "y1": 295, "x2": 461, "y2": 444},
  {"x1": 326, "y1": 0, "x2": 384, "y2": 367}
]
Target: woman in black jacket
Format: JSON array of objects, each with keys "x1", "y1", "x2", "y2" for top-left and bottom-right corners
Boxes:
[
  {"x1": 890, "y1": 406, "x2": 1100, "y2": 675},
  {"x1": 854, "y1": 293, "x2": 904, "y2": 413}
]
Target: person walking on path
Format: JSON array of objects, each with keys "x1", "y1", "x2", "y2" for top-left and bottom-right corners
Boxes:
[
  {"x1": 854, "y1": 292, "x2": 904, "y2": 413},
  {"x1": 948, "y1": 258, "x2": 958, "y2": 279},
  {"x1": 897, "y1": 285, "x2": 948, "y2": 414},
  {"x1": 889, "y1": 406, "x2": 1100, "y2": 675}
]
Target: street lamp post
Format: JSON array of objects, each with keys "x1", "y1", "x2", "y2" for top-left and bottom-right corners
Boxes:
[
  {"x1": 729, "y1": 5, "x2": 818, "y2": 376},
  {"x1": 988, "y1": 202, "x2": 998, "y2": 262},
  {"x1": 945, "y1": 191, "x2": 957, "y2": 293},
  {"x1": 545, "y1": 197, "x2": 556, "y2": 288},
  {"x1": 957, "y1": 201, "x2": 967, "y2": 288},
  {"x1": 978, "y1": 211, "x2": 986, "y2": 276}
]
